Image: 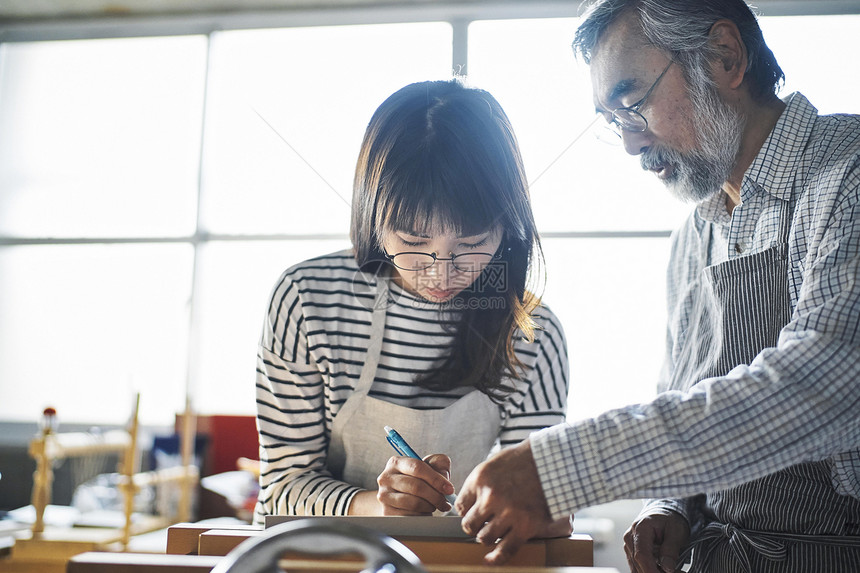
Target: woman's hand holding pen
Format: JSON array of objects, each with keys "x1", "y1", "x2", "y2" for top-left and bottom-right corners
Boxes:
[{"x1": 377, "y1": 453, "x2": 456, "y2": 516}]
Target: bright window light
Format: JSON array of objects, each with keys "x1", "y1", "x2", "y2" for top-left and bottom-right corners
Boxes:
[
  {"x1": 0, "y1": 244, "x2": 193, "y2": 425},
  {"x1": 759, "y1": 15, "x2": 860, "y2": 114},
  {"x1": 0, "y1": 36, "x2": 207, "y2": 238},
  {"x1": 190, "y1": 239, "x2": 351, "y2": 415},
  {"x1": 200, "y1": 23, "x2": 453, "y2": 236}
]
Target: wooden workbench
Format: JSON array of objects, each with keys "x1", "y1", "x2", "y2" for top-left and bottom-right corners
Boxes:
[
  {"x1": 67, "y1": 552, "x2": 621, "y2": 573},
  {"x1": 166, "y1": 520, "x2": 593, "y2": 567},
  {"x1": 20, "y1": 518, "x2": 608, "y2": 573}
]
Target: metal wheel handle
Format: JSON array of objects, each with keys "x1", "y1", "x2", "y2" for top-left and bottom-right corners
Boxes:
[{"x1": 210, "y1": 519, "x2": 429, "y2": 573}]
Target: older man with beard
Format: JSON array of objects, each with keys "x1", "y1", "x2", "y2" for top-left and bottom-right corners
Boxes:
[{"x1": 454, "y1": 1, "x2": 860, "y2": 572}]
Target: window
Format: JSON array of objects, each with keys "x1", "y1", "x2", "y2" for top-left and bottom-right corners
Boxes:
[
  {"x1": 0, "y1": 35, "x2": 206, "y2": 425},
  {"x1": 0, "y1": 36, "x2": 206, "y2": 238},
  {"x1": 200, "y1": 23, "x2": 453, "y2": 236},
  {"x1": 1, "y1": 10, "x2": 858, "y2": 426}
]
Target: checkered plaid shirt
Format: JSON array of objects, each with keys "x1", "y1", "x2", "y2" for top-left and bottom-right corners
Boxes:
[{"x1": 531, "y1": 92, "x2": 860, "y2": 520}]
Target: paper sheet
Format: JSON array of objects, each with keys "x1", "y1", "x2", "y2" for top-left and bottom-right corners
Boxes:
[{"x1": 264, "y1": 515, "x2": 471, "y2": 538}]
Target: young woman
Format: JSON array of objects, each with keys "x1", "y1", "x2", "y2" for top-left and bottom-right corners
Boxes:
[{"x1": 254, "y1": 79, "x2": 569, "y2": 520}]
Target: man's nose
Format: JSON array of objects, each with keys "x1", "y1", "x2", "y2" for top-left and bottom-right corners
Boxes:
[{"x1": 620, "y1": 129, "x2": 651, "y2": 156}]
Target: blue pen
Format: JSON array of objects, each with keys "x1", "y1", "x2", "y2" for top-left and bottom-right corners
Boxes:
[{"x1": 384, "y1": 425, "x2": 458, "y2": 507}]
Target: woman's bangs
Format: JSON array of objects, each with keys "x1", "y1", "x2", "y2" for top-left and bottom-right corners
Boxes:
[{"x1": 380, "y1": 162, "x2": 506, "y2": 237}]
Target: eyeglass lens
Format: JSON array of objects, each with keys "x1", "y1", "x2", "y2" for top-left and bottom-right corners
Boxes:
[
  {"x1": 390, "y1": 252, "x2": 495, "y2": 272},
  {"x1": 611, "y1": 108, "x2": 648, "y2": 132},
  {"x1": 603, "y1": 60, "x2": 673, "y2": 137}
]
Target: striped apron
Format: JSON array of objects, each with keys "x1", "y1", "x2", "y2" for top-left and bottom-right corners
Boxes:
[{"x1": 670, "y1": 202, "x2": 860, "y2": 572}]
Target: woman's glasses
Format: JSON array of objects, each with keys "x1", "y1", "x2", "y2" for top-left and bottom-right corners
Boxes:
[{"x1": 384, "y1": 249, "x2": 501, "y2": 273}]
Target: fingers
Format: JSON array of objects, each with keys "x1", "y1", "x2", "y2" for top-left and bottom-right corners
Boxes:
[
  {"x1": 631, "y1": 524, "x2": 662, "y2": 573},
  {"x1": 623, "y1": 525, "x2": 634, "y2": 571},
  {"x1": 459, "y1": 504, "x2": 488, "y2": 538},
  {"x1": 456, "y1": 468, "x2": 538, "y2": 565},
  {"x1": 472, "y1": 509, "x2": 537, "y2": 567},
  {"x1": 423, "y1": 453, "x2": 452, "y2": 482},
  {"x1": 657, "y1": 513, "x2": 689, "y2": 573},
  {"x1": 398, "y1": 454, "x2": 454, "y2": 497},
  {"x1": 377, "y1": 456, "x2": 454, "y2": 514},
  {"x1": 457, "y1": 460, "x2": 492, "y2": 535},
  {"x1": 633, "y1": 529, "x2": 661, "y2": 573},
  {"x1": 457, "y1": 479, "x2": 487, "y2": 537},
  {"x1": 623, "y1": 520, "x2": 658, "y2": 573},
  {"x1": 473, "y1": 512, "x2": 507, "y2": 546},
  {"x1": 455, "y1": 472, "x2": 478, "y2": 523},
  {"x1": 455, "y1": 441, "x2": 554, "y2": 566},
  {"x1": 623, "y1": 524, "x2": 643, "y2": 573},
  {"x1": 658, "y1": 555, "x2": 679, "y2": 573},
  {"x1": 539, "y1": 514, "x2": 573, "y2": 539},
  {"x1": 461, "y1": 497, "x2": 528, "y2": 567},
  {"x1": 657, "y1": 537, "x2": 682, "y2": 573},
  {"x1": 623, "y1": 512, "x2": 690, "y2": 573},
  {"x1": 483, "y1": 528, "x2": 525, "y2": 566}
]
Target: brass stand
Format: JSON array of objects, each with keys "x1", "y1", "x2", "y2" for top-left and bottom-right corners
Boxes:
[{"x1": 4, "y1": 395, "x2": 200, "y2": 572}]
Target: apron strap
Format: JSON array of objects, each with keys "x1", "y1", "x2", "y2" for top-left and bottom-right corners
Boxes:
[
  {"x1": 701, "y1": 218, "x2": 713, "y2": 265},
  {"x1": 682, "y1": 521, "x2": 860, "y2": 573},
  {"x1": 355, "y1": 278, "x2": 389, "y2": 397}
]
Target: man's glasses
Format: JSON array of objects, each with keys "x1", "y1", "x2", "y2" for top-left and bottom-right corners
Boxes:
[
  {"x1": 384, "y1": 248, "x2": 501, "y2": 273},
  {"x1": 601, "y1": 60, "x2": 673, "y2": 138}
]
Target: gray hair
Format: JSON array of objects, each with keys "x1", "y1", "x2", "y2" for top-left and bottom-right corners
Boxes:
[{"x1": 573, "y1": 0, "x2": 784, "y2": 101}]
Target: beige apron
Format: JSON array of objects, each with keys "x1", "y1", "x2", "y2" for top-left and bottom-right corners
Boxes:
[{"x1": 327, "y1": 278, "x2": 501, "y2": 495}]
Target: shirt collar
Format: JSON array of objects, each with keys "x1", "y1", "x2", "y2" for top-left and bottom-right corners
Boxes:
[
  {"x1": 697, "y1": 190, "x2": 732, "y2": 226},
  {"x1": 743, "y1": 92, "x2": 817, "y2": 202}
]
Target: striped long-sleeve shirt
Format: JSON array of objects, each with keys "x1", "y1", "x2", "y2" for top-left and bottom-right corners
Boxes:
[
  {"x1": 255, "y1": 250, "x2": 569, "y2": 520},
  {"x1": 531, "y1": 92, "x2": 860, "y2": 519}
]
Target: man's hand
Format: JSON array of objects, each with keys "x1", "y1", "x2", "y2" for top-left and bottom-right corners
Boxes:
[
  {"x1": 623, "y1": 509, "x2": 690, "y2": 573},
  {"x1": 455, "y1": 439, "x2": 555, "y2": 565}
]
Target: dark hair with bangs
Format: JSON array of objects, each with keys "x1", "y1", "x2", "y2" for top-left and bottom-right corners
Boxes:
[{"x1": 350, "y1": 79, "x2": 543, "y2": 400}]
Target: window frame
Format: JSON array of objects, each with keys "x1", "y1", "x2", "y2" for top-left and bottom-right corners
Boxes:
[{"x1": 1, "y1": 0, "x2": 858, "y2": 424}]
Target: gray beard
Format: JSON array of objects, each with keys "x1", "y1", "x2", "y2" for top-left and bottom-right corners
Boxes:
[{"x1": 641, "y1": 82, "x2": 745, "y2": 203}]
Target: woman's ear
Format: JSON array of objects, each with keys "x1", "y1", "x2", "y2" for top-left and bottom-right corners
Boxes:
[{"x1": 708, "y1": 19, "x2": 748, "y2": 91}]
